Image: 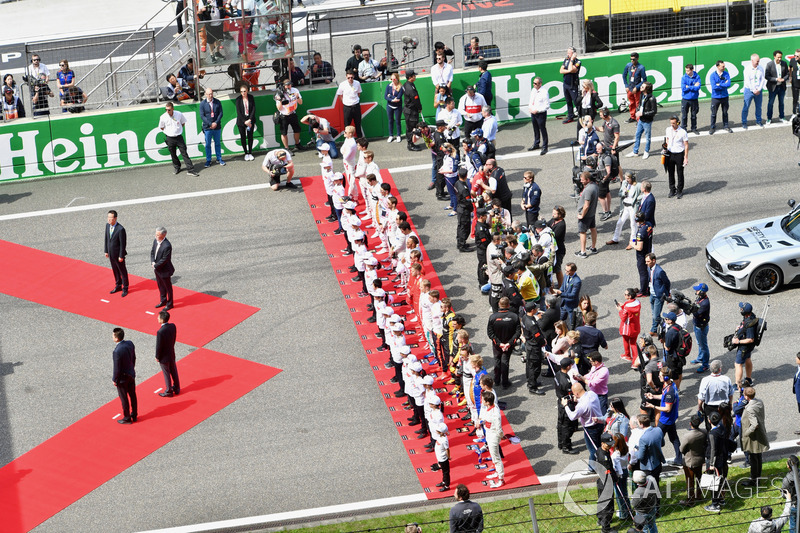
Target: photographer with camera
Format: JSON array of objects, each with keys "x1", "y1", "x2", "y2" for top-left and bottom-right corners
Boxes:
[
  {"x1": 731, "y1": 302, "x2": 758, "y2": 388},
  {"x1": 402, "y1": 70, "x2": 424, "y2": 152},
  {"x1": 437, "y1": 97, "x2": 462, "y2": 152},
  {"x1": 690, "y1": 283, "x2": 711, "y2": 373},
  {"x1": 31, "y1": 74, "x2": 54, "y2": 117},
  {"x1": 261, "y1": 148, "x2": 295, "y2": 191},
  {"x1": 608, "y1": 172, "x2": 640, "y2": 247},
  {"x1": 747, "y1": 488, "x2": 792, "y2": 532},
  {"x1": 25, "y1": 54, "x2": 50, "y2": 83}
]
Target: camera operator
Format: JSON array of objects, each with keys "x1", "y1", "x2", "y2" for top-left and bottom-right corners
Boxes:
[
  {"x1": 691, "y1": 283, "x2": 711, "y2": 373},
  {"x1": 593, "y1": 142, "x2": 619, "y2": 221},
  {"x1": 731, "y1": 302, "x2": 758, "y2": 388},
  {"x1": 661, "y1": 312, "x2": 685, "y2": 391},
  {"x1": 487, "y1": 234, "x2": 510, "y2": 312},
  {"x1": 437, "y1": 97, "x2": 462, "y2": 155},
  {"x1": 31, "y1": 75, "x2": 54, "y2": 117},
  {"x1": 261, "y1": 148, "x2": 295, "y2": 191},
  {"x1": 489, "y1": 198, "x2": 511, "y2": 232},
  {"x1": 472, "y1": 129, "x2": 495, "y2": 162}
]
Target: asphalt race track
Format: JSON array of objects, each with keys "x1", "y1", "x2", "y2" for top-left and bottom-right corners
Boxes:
[{"x1": 2, "y1": 95, "x2": 800, "y2": 531}]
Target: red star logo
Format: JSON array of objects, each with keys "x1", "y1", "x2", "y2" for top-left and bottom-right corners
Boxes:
[{"x1": 308, "y1": 93, "x2": 378, "y2": 139}]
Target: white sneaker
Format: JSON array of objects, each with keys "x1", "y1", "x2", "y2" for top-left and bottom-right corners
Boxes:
[
  {"x1": 485, "y1": 472, "x2": 498, "y2": 479},
  {"x1": 394, "y1": 137, "x2": 402, "y2": 143},
  {"x1": 387, "y1": 136, "x2": 394, "y2": 143},
  {"x1": 642, "y1": 152, "x2": 650, "y2": 160},
  {"x1": 625, "y1": 152, "x2": 639, "y2": 158},
  {"x1": 489, "y1": 479, "x2": 505, "y2": 488}
]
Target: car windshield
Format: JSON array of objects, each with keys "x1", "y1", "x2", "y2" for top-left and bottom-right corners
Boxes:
[{"x1": 783, "y1": 208, "x2": 800, "y2": 240}]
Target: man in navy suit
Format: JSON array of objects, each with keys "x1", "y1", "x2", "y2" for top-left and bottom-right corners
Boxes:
[
  {"x1": 104, "y1": 210, "x2": 129, "y2": 297},
  {"x1": 112, "y1": 327, "x2": 138, "y2": 424},
  {"x1": 638, "y1": 180, "x2": 656, "y2": 229},
  {"x1": 645, "y1": 253, "x2": 670, "y2": 336},
  {"x1": 553, "y1": 262, "x2": 581, "y2": 329},
  {"x1": 155, "y1": 310, "x2": 179, "y2": 397},
  {"x1": 151, "y1": 226, "x2": 175, "y2": 310}
]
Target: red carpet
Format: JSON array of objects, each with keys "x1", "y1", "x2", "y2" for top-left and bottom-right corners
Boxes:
[
  {"x1": 300, "y1": 171, "x2": 539, "y2": 499},
  {"x1": 0, "y1": 349, "x2": 281, "y2": 533},
  {"x1": 0, "y1": 240, "x2": 259, "y2": 347}
]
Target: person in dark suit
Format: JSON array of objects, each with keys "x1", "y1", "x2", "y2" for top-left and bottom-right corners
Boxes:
[
  {"x1": 104, "y1": 210, "x2": 129, "y2": 296},
  {"x1": 235, "y1": 83, "x2": 256, "y2": 161},
  {"x1": 112, "y1": 327, "x2": 138, "y2": 424},
  {"x1": 401, "y1": 70, "x2": 423, "y2": 151},
  {"x1": 765, "y1": 49, "x2": 789, "y2": 123},
  {"x1": 645, "y1": 253, "x2": 670, "y2": 336},
  {"x1": 637, "y1": 180, "x2": 656, "y2": 229},
  {"x1": 679, "y1": 414, "x2": 708, "y2": 506},
  {"x1": 155, "y1": 310, "x2": 179, "y2": 397},
  {"x1": 705, "y1": 412, "x2": 729, "y2": 512},
  {"x1": 151, "y1": 226, "x2": 175, "y2": 310}
]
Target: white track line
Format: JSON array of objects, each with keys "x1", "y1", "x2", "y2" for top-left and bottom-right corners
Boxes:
[
  {"x1": 137, "y1": 438, "x2": 800, "y2": 533},
  {"x1": 0, "y1": 122, "x2": 788, "y2": 221}
]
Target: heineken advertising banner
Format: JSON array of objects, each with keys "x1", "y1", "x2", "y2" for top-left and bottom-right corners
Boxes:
[{"x1": 1, "y1": 34, "x2": 797, "y2": 182}]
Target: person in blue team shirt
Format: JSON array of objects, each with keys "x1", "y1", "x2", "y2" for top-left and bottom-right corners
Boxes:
[
  {"x1": 709, "y1": 60, "x2": 732, "y2": 134},
  {"x1": 680, "y1": 63, "x2": 701, "y2": 134},
  {"x1": 647, "y1": 367, "x2": 682, "y2": 466}
]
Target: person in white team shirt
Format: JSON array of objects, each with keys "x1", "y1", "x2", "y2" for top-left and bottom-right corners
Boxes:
[
  {"x1": 261, "y1": 148, "x2": 295, "y2": 190},
  {"x1": 458, "y1": 85, "x2": 487, "y2": 137},
  {"x1": 27, "y1": 54, "x2": 50, "y2": 83},
  {"x1": 664, "y1": 115, "x2": 689, "y2": 199},
  {"x1": 321, "y1": 146, "x2": 337, "y2": 222},
  {"x1": 340, "y1": 126, "x2": 359, "y2": 200},
  {"x1": 336, "y1": 70, "x2": 363, "y2": 137},
  {"x1": 158, "y1": 102, "x2": 198, "y2": 176},
  {"x1": 431, "y1": 51, "x2": 453, "y2": 89},
  {"x1": 437, "y1": 96, "x2": 462, "y2": 151},
  {"x1": 480, "y1": 389, "x2": 505, "y2": 488},
  {"x1": 275, "y1": 78, "x2": 304, "y2": 153}
]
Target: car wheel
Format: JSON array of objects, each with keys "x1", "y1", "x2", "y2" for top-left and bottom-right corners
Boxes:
[{"x1": 748, "y1": 264, "x2": 783, "y2": 294}]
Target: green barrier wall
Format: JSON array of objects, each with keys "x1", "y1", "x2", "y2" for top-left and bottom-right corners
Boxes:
[{"x1": 1, "y1": 34, "x2": 797, "y2": 182}]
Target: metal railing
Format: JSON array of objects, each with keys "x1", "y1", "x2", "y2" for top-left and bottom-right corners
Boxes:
[
  {"x1": 532, "y1": 22, "x2": 575, "y2": 59},
  {"x1": 451, "y1": 30, "x2": 494, "y2": 69}
]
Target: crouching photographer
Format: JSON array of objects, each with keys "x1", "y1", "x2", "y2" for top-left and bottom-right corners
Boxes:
[{"x1": 261, "y1": 148, "x2": 295, "y2": 191}]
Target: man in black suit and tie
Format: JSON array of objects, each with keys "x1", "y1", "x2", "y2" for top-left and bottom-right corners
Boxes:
[
  {"x1": 104, "y1": 210, "x2": 129, "y2": 297},
  {"x1": 155, "y1": 310, "x2": 179, "y2": 397},
  {"x1": 112, "y1": 327, "x2": 138, "y2": 424},
  {"x1": 151, "y1": 226, "x2": 175, "y2": 310},
  {"x1": 766, "y1": 50, "x2": 789, "y2": 124}
]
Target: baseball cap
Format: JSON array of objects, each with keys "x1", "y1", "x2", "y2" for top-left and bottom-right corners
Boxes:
[
  {"x1": 476, "y1": 208, "x2": 489, "y2": 217},
  {"x1": 435, "y1": 119, "x2": 446, "y2": 127},
  {"x1": 392, "y1": 322, "x2": 405, "y2": 332},
  {"x1": 422, "y1": 376, "x2": 434, "y2": 386},
  {"x1": 466, "y1": 85, "x2": 475, "y2": 91},
  {"x1": 739, "y1": 302, "x2": 753, "y2": 313},
  {"x1": 601, "y1": 432, "x2": 614, "y2": 444},
  {"x1": 433, "y1": 422, "x2": 448, "y2": 434},
  {"x1": 319, "y1": 143, "x2": 330, "y2": 152},
  {"x1": 389, "y1": 313, "x2": 402, "y2": 322},
  {"x1": 662, "y1": 311, "x2": 677, "y2": 321},
  {"x1": 470, "y1": 128, "x2": 483, "y2": 137},
  {"x1": 405, "y1": 69, "x2": 416, "y2": 78},
  {"x1": 692, "y1": 282, "x2": 709, "y2": 292},
  {"x1": 333, "y1": 172, "x2": 344, "y2": 181},
  {"x1": 399, "y1": 345, "x2": 411, "y2": 355},
  {"x1": 366, "y1": 257, "x2": 379, "y2": 266},
  {"x1": 428, "y1": 395, "x2": 442, "y2": 405},
  {"x1": 410, "y1": 361, "x2": 423, "y2": 372},
  {"x1": 534, "y1": 219, "x2": 547, "y2": 228},
  {"x1": 524, "y1": 301, "x2": 538, "y2": 313},
  {"x1": 344, "y1": 201, "x2": 357, "y2": 210},
  {"x1": 353, "y1": 230, "x2": 365, "y2": 240}
]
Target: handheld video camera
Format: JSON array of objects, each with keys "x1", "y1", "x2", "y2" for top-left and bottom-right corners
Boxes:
[{"x1": 663, "y1": 290, "x2": 699, "y2": 316}]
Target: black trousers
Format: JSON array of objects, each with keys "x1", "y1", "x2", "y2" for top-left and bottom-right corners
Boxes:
[
  {"x1": 414, "y1": 403, "x2": 428, "y2": 434},
  {"x1": 477, "y1": 249, "x2": 488, "y2": 287},
  {"x1": 499, "y1": 196, "x2": 513, "y2": 218},
  {"x1": 165, "y1": 134, "x2": 195, "y2": 171},
  {"x1": 525, "y1": 210, "x2": 539, "y2": 228},
  {"x1": 680, "y1": 98, "x2": 699, "y2": 131},
  {"x1": 393, "y1": 361, "x2": 404, "y2": 390},
  {"x1": 238, "y1": 125, "x2": 254, "y2": 155},
  {"x1": 403, "y1": 110, "x2": 420, "y2": 142},
  {"x1": 156, "y1": 274, "x2": 173, "y2": 305},
  {"x1": 597, "y1": 479, "x2": 615, "y2": 530},
  {"x1": 463, "y1": 118, "x2": 483, "y2": 137},
  {"x1": 666, "y1": 150, "x2": 685, "y2": 194},
  {"x1": 160, "y1": 359, "x2": 180, "y2": 393},
  {"x1": 557, "y1": 408, "x2": 577, "y2": 449},
  {"x1": 531, "y1": 112, "x2": 548, "y2": 149},
  {"x1": 492, "y1": 343, "x2": 513, "y2": 387},
  {"x1": 793, "y1": 86, "x2": 800, "y2": 116},
  {"x1": 456, "y1": 207, "x2": 471, "y2": 248},
  {"x1": 636, "y1": 252, "x2": 648, "y2": 295},
  {"x1": 344, "y1": 103, "x2": 362, "y2": 137},
  {"x1": 525, "y1": 344, "x2": 543, "y2": 390},
  {"x1": 109, "y1": 256, "x2": 129, "y2": 289},
  {"x1": 749, "y1": 452, "x2": 763, "y2": 480},
  {"x1": 439, "y1": 458, "x2": 451, "y2": 487},
  {"x1": 563, "y1": 83, "x2": 579, "y2": 120},
  {"x1": 116, "y1": 375, "x2": 138, "y2": 420},
  {"x1": 175, "y1": 0, "x2": 185, "y2": 33},
  {"x1": 710, "y1": 97, "x2": 729, "y2": 129}
]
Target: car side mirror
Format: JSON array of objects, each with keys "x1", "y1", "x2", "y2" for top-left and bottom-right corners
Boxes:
[{"x1": 789, "y1": 199, "x2": 796, "y2": 209}]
